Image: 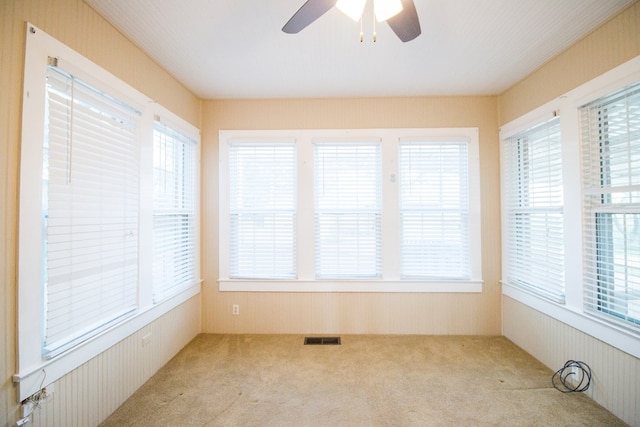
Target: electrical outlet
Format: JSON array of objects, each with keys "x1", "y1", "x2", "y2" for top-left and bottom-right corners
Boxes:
[
  {"x1": 19, "y1": 381, "x2": 55, "y2": 422},
  {"x1": 232, "y1": 304, "x2": 239, "y2": 315},
  {"x1": 566, "y1": 365, "x2": 580, "y2": 387}
]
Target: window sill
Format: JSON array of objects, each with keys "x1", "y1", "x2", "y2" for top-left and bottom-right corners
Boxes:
[
  {"x1": 13, "y1": 282, "x2": 201, "y2": 401},
  {"x1": 219, "y1": 279, "x2": 483, "y2": 293},
  {"x1": 502, "y1": 282, "x2": 640, "y2": 359}
]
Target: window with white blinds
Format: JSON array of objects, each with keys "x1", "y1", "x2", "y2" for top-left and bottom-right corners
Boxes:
[
  {"x1": 229, "y1": 142, "x2": 297, "y2": 279},
  {"x1": 153, "y1": 121, "x2": 198, "y2": 301},
  {"x1": 43, "y1": 65, "x2": 140, "y2": 356},
  {"x1": 581, "y1": 81, "x2": 640, "y2": 329},
  {"x1": 313, "y1": 142, "x2": 382, "y2": 279},
  {"x1": 503, "y1": 117, "x2": 565, "y2": 302},
  {"x1": 498, "y1": 58, "x2": 640, "y2": 359},
  {"x1": 399, "y1": 141, "x2": 470, "y2": 279},
  {"x1": 219, "y1": 128, "x2": 481, "y2": 291},
  {"x1": 18, "y1": 25, "x2": 202, "y2": 401}
]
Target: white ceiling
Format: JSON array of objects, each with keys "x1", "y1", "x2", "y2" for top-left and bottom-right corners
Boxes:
[{"x1": 84, "y1": 0, "x2": 634, "y2": 99}]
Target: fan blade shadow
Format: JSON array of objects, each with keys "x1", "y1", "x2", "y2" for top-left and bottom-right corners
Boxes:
[
  {"x1": 282, "y1": 0, "x2": 337, "y2": 34},
  {"x1": 386, "y1": 0, "x2": 421, "y2": 42}
]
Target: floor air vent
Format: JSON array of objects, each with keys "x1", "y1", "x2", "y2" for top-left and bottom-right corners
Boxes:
[{"x1": 304, "y1": 337, "x2": 341, "y2": 345}]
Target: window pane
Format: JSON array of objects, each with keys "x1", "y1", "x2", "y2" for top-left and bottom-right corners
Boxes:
[
  {"x1": 582, "y1": 81, "x2": 640, "y2": 329},
  {"x1": 314, "y1": 143, "x2": 382, "y2": 279},
  {"x1": 229, "y1": 142, "x2": 296, "y2": 279},
  {"x1": 399, "y1": 142, "x2": 470, "y2": 279},
  {"x1": 503, "y1": 117, "x2": 565, "y2": 301},
  {"x1": 43, "y1": 66, "x2": 139, "y2": 356},
  {"x1": 153, "y1": 122, "x2": 198, "y2": 301}
]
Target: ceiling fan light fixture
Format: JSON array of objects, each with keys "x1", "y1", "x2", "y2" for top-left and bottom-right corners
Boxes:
[
  {"x1": 336, "y1": 0, "x2": 367, "y2": 21},
  {"x1": 283, "y1": 0, "x2": 420, "y2": 43},
  {"x1": 374, "y1": 0, "x2": 403, "y2": 22}
]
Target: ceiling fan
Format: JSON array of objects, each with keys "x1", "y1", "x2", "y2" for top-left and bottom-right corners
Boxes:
[{"x1": 282, "y1": 0, "x2": 421, "y2": 42}]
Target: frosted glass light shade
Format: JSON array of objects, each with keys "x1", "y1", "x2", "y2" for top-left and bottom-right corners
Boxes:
[
  {"x1": 336, "y1": 0, "x2": 367, "y2": 21},
  {"x1": 374, "y1": 0, "x2": 403, "y2": 22}
]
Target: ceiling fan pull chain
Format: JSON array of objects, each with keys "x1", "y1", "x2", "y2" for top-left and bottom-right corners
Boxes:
[{"x1": 372, "y1": 5, "x2": 377, "y2": 42}]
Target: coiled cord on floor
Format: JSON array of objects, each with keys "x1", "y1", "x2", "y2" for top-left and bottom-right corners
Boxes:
[{"x1": 552, "y1": 360, "x2": 591, "y2": 393}]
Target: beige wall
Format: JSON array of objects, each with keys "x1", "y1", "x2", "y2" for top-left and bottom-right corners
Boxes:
[
  {"x1": 498, "y1": 2, "x2": 640, "y2": 426},
  {"x1": 201, "y1": 96, "x2": 503, "y2": 335},
  {"x1": 499, "y1": 1, "x2": 640, "y2": 125},
  {"x1": 0, "y1": 0, "x2": 201, "y2": 424},
  {"x1": 3, "y1": 0, "x2": 639, "y2": 425}
]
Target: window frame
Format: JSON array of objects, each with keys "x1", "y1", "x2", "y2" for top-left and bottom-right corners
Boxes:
[
  {"x1": 580, "y1": 82, "x2": 640, "y2": 329},
  {"x1": 228, "y1": 139, "x2": 298, "y2": 280},
  {"x1": 218, "y1": 128, "x2": 482, "y2": 293},
  {"x1": 15, "y1": 23, "x2": 201, "y2": 401},
  {"x1": 499, "y1": 55, "x2": 640, "y2": 359},
  {"x1": 398, "y1": 140, "x2": 473, "y2": 280},
  {"x1": 152, "y1": 118, "x2": 201, "y2": 302},
  {"x1": 41, "y1": 63, "x2": 142, "y2": 358},
  {"x1": 313, "y1": 140, "x2": 383, "y2": 280}
]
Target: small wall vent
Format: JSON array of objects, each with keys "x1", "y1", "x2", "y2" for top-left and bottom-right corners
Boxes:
[{"x1": 304, "y1": 337, "x2": 341, "y2": 345}]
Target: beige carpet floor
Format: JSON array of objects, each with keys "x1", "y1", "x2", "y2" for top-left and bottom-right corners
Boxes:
[{"x1": 100, "y1": 334, "x2": 625, "y2": 426}]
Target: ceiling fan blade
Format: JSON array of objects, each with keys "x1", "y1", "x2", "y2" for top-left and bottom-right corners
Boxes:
[
  {"x1": 282, "y1": 0, "x2": 337, "y2": 34},
  {"x1": 386, "y1": 0, "x2": 421, "y2": 42}
]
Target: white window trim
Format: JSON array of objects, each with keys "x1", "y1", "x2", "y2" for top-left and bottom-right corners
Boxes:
[
  {"x1": 15, "y1": 23, "x2": 201, "y2": 401},
  {"x1": 219, "y1": 128, "x2": 482, "y2": 292},
  {"x1": 500, "y1": 54, "x2": 640, "y2": 359}
]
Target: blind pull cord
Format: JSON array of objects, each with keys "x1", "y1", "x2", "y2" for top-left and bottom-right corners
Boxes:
[{"x1": 67, "y1": 77, "x2": 75, "y2": 184}]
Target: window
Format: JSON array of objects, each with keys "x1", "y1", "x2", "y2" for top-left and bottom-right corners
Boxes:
[
  {"x1": 399, "y1": 141, "x2": 470, "y2": 279},
  {"x1": 314, "y1": 142, "x2": 382, "y2": 279},
  {"x1": 228, "y1": 141, "x2": 297, "y2": 279},
  {"x1": 16, "y1": 24, "x2": 200, "y2": 401},
  {"x1": 153, "y1": 121, "x2": 199, "y2": 301},
  {"x1": 42, "y1": 64, "x2": 140, "y2": 357},
  {"x1": 502, "y1": 117, "x2": 565, "y2": 301},
  {"x1": 581, "y1": 82, "x2": 640, "y2": 329},
  {"x1": 219, "y1": 128, "x2": 482, "y2": 292},
  {"x1": 499, "y1": 56, "x2": 640, "y2": 358}
]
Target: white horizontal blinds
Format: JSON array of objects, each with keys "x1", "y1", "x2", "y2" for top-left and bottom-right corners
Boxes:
[
  {"x1": 581, "y1": 81, "x2": 640, "y2": 329},
  {"x1": 43, "y1": 65, "x2": 140, "y2": 356},
  {"x1": 229, "y1": 141, "x2": 297, "y2": 279},
  {"x1": 152, "y1": 121, "x2": 198, "y2": 301},
  {"x1": 399, "y1": 141, "x2": 470, "y2": 279},
  {"x1": 314, "y1": 142, "x2": 382, "y2": 279},
  {"x1": 503, "y1": 117, "x2": 565, "y2": 301}
]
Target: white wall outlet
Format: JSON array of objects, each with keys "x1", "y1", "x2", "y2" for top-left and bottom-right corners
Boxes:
[
  {"x1": 232, "y1": 304, "x2": 239, "y2": 315},
  {"x1": 572, "y1": 366, "x2": 581, "y2": 384}
]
